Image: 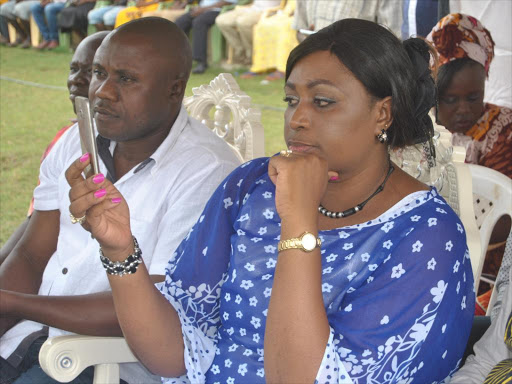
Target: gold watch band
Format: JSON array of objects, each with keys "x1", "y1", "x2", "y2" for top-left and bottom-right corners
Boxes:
[{"x1": 277, "y1": 232, "x2": 321, "y2": 252}]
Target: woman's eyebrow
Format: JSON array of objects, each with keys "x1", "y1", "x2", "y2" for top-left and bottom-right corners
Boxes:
[{"x1": 284, "y1": 79, "x2": 339, "y2": 90}]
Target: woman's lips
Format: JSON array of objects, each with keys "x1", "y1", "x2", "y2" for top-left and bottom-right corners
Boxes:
[{"x1": 288, "y1": 143, "x2": 316, "y2": 153}]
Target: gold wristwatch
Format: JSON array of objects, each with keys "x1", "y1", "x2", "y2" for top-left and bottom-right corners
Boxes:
[{"x1": 278, "y1": 232, "x2": 321, "y2": 253}]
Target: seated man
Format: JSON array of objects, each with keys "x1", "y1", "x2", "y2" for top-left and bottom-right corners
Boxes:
[
  {"x1": 0, "y1": 30, "x2": 109, "y2": 265},
  {"x1": 215, "y1": 0, "x2": 281, "y2": 67},
  {"x1": 0, "y1": 17, "x2": 240, "y2": 384},
  {"x1": 31, "y1": 0, "x2": 67, "y2": 50},
  {"x1": 174, "y1": 0, "x2": 236, "y2": 74}
]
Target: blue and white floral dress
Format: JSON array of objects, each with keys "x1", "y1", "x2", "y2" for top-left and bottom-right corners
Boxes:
[{"x1": 158, "y1": 158, "x2": 475, "y2": 384}]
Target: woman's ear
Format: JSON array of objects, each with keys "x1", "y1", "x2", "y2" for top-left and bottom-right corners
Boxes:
[{"x1": 374, "y1": 96, "x2": 393, "y2": 135}]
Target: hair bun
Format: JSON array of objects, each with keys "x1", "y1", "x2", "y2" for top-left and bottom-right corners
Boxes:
[{"x1": 402, "y1": 38, "x2": 436, "y2": 147}]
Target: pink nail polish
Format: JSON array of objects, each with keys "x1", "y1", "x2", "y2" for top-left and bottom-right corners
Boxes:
[
  {"x1": 111, "y1": 197, "x2": 122, "y2": 204},
  {"x1": 329, "y1": 175, "x2": 339, "y2": 181},
  {"x1": 94, "y1": 189, "x2": 106, "y2": 198},
  {"x1": 80, "y1": 153, "x2": 90, "y2": 163},
  {"x1": 93, "y1": 174, "x2": 105, "y2": 184}
]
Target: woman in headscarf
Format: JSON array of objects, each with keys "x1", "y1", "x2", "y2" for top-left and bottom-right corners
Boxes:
[
  {"x1": 427, "y1": 13, "x2": 512, "y2": 179},
  {"x1": 428, "y1": 13, "x2": 511, "y2": 313}
]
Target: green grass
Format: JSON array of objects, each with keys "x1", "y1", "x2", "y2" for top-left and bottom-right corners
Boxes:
[{"x1": 0, "y1": 46, "x2": 286, "y2": 245}]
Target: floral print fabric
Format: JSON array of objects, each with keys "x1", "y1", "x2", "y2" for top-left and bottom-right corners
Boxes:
[
  {"x1": 452, "y1": 103, "x2": 512, "y2": 178},
  {"x1": 158, "y1": 158, "x2": 475, "y2": 384},
  {"x1": 427, "y1": 13, "x2": 495, "y2": 74}
]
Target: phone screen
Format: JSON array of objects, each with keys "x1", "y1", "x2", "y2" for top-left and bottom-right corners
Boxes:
[{"x1": 75, "y1": 96, "x2": 100, "y2": 178}]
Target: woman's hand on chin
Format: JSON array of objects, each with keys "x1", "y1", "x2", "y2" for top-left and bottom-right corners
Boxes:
[
  {"x1": 268, "y1": 151, "x2": 338, "y2": 225},
  {"x1": 65, "y1": 154, "x2": 133, "y2": 259}
]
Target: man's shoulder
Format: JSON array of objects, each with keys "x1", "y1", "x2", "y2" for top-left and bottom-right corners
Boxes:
[{"x1": 173, "y1": 115, "x2": 242, "y2": 166}]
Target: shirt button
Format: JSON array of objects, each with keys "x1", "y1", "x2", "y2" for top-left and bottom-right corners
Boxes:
[{"x1": 62, "y1": 268, "x2": 68, "y2": 275}]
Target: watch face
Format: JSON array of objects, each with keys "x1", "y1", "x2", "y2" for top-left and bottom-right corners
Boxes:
[{"x1": 302, "y1": 233, "x2": 317, "y2": 251}]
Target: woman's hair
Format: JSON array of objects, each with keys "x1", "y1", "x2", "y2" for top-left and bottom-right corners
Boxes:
[
  {"x1": 437, "y1": 57, "x2": 484, "y2": 97},
  {"x1": 286, "y1": 19, "x2": 437, "y2": 149}
]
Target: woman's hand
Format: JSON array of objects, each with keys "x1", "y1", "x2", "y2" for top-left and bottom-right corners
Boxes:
[
  {"x1": 65, "y1": 154, "x2": 133, "y2": 259},
  {"x1": 268, "y1": 151, "x2": 338, "y2": 225}
]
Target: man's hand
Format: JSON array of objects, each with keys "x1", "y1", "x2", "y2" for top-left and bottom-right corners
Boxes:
[{"x1": 40, "y1": 0, "x2": 52, "y2": 7}]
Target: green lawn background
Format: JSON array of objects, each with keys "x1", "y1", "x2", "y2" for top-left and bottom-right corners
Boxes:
[{"x1": 0, "y1": 46, "x2": 286, "y2": 245}]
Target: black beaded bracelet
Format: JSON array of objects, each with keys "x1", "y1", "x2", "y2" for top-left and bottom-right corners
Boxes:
[{"x1": 99, "y1": 236, "x2": 142, "y2": 276}]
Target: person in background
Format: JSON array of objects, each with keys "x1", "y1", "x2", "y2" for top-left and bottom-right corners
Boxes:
[
  {"x1": 57, "y1": 0, "x2": 96, "y2": 42},
  {"x1": 427, "y1": 13, "x2": 511, "y2": 178},
  {"x1": 0, "y1": 18, "x2": 240, "y2": 384},
  {"x1": 450, "y1": 0, "x2": 512, "y2": 109},
  {"x1": 0, "y1": 0, "x2": 39, "y2": 48},
  {"x1": 401, "y1": 0, "x2": 439, "y2": 40},
  {"x1": 140, "y1": 0, "x2": 188, "y2": 27},
  {"x1": 0, "y1": 32, "x2": 110, "y2": 265},
  {"x1": 241, "y1": 0, "x2": 296, "y2": 81},
  {"x1": 215, "y1": 0, "x2": 280, "y2": 67},
  {"x1": 451, "y1": 236, "x2": 512, "y2": 383},
  {"x1": 0, "y1": 11, "x2": 10, "y2": 45},
  {"x1": 70, "y1": 18, "x2": 474, "y2": 383},
  {"x1": 293, "y1": 0, "x2": 402, "y2": 44},
  {"x1": 87, "y1": 0, "x2": 126, "y2": 31},
  {"x1": 113, "y1": 0, "x2": 171, "y2": 28},
  {"x1": 428, "y1": 12, "x2": 512, "y2": 316},
  {"x1": 30, "y1": 0, "x2": 66, "y2": 49},
  {"x1": 174, "y1": 0, "x2": 237, "y2": 74}
]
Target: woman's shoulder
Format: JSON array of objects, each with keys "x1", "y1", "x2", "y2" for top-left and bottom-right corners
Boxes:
[{"x1": 223, "y1": 156, "x2": 271, "y2": 186}]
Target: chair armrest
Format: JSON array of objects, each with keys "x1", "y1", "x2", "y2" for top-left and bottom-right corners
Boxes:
[{"x1": 39, "y1": 335, "x2": 138, "y2": 383}]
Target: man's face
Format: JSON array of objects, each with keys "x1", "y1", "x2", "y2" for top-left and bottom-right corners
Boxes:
[
  {"x1": 89, "y1": 34, "x2": 173, "y2": 142},
  {"x1": 68, "y1": 40, "x2": 98, "y2": 114}
]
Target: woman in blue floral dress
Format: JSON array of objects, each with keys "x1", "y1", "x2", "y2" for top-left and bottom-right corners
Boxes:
[{"x1": 67, "y1": 18, "x2": 475, "y2": 384}]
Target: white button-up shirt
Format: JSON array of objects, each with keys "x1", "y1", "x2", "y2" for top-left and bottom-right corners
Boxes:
[{"x1": 0, "y1": 106, "x2": 241, "y2": 383}]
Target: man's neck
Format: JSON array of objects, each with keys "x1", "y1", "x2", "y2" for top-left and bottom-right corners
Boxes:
[{"x1": 113, "y1": 123, "x2": 172, "y2": 180}]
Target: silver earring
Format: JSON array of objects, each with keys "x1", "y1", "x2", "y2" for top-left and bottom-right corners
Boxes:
[{"x1": 377, "y1": 127, "x2": 388, "y2": 143}]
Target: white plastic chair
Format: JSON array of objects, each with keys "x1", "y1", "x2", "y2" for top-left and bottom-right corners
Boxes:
[
  {"x1": 390, "y1": 123, "x2": 482, "y2": 285},
  {"x1": 467, "y1": 164, "x2": 512, "y2": 313},
  {"x1": 38, "y1": 73, "x2": 265, "y2": 384}
]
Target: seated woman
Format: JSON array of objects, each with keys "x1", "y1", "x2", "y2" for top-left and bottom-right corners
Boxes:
[
  {"x1": 427, "y1": 13, "x2": 512, "y2": 179},
  {"x1": 67, "y1": 19, "x2": 474, "y2": 383},
  {"x1": 428, "y1": 13, "x2": 512, "y2": 314},
  {"x1": 241, "y1": 0, "x2": 297, "y2": 81}
]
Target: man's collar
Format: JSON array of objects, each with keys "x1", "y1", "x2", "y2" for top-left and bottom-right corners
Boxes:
[{"x1": 95, "y1": 105, "x2": 188, "y2": 183}]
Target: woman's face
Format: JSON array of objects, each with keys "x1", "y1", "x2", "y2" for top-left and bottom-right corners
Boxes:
[
  {"x1": 437, "y1": 64, "x2": 486, "y2": 134},
  {"x1": 284, "y1": 50, "x2": 387, "y2": 175}
]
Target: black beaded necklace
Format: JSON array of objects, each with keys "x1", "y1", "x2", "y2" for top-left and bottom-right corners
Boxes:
[{"x1": 318, "y1": 163, "x2": 395, "y2": 219}]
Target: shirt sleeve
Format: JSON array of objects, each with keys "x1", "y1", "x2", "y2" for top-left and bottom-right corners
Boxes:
[
  {"x1": 33, "y1": 124, "x2": 78, "y2": 212},
  {"x1": 157, "y1": 159, "x2": 268, "y2": 383},
  {"x1": 319, "y1": 200, "x2": 475, "y2": 383},
  {"x1": 291, "y1": 0, "x2": 307, "y2": 31}
]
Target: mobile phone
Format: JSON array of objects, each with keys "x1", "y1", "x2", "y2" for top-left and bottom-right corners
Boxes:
[{"x1": 75, "y1": 96, "x2": 100, "y2": 178}]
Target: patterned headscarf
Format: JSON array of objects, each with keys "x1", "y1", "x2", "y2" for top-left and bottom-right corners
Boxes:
[{"x1": 427, "y1": 13, "x2": 495, "y2": 75}]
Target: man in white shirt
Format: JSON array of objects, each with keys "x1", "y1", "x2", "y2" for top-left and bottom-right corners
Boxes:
[{"x1": 0, "y1": 17, "x2": 240, "y2": 384}]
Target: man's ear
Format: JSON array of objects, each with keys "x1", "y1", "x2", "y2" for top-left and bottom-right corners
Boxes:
[
  {"x1": 374, "y1": 96, "x2": 393, "y2": 135},
  {"x1": 169, "y1": 78, "x2": 186, "y2": 101}
]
